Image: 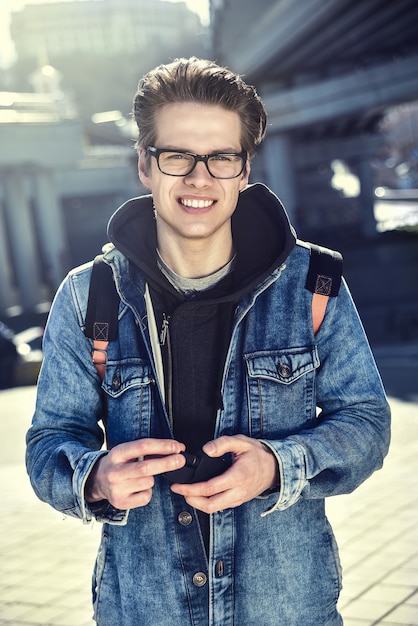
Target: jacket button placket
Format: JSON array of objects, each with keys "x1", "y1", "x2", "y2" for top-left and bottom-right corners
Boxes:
[
  {"x1": 171, "y1": 496, "x2": 209, "y2": 622},
  {"x1": 210, "y1": 509, "x2": 235, "y2": 626}
]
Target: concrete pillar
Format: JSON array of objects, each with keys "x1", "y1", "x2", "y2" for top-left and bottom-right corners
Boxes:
[
  {"x1": 0, "y1": 197, "x2": 16, "y2": 313},
  {"x1": 353, "y1": 159, "x2": 378, "y2": 238},
  {"x1": 32, "y1": 168, "x2": 70, "y2": 289},
  {"x1": 3, "y1": 169, "x2": 42, "y2": 311},
  {"x1": 262, "y1": 133, "x2": 297, "y2": 223}
]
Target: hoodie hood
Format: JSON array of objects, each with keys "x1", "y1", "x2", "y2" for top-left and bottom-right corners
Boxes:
[{"x1": 107, "y1": 182, "x2": 296, "y2": 299}]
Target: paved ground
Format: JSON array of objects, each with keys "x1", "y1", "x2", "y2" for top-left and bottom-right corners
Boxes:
[{"x1": 0, "y1": 361, "x2": 417, "y2": 625}]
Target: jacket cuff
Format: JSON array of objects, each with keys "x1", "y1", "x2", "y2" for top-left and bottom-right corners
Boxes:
[
  {"x1": 258, "y1": 439, "x2": 307, "y2": 516},
  {"x1": 73, "y1": 450, "x2": 129, "y2": 525}
]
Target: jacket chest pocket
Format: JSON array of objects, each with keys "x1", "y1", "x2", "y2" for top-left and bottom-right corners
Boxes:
[
  {"x1": 102, "y1": 359, "x2": 156, "y2": 446},
  {"x1": 244, "y1": 346, "x2": 319, "y2": 438}
]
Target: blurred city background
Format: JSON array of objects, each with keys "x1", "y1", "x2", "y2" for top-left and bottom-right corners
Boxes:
[{"x1": 0, "y1": 3, "x2": 418, "y2": 625}]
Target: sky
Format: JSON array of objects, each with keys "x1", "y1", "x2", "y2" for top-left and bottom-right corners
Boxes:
[{"x1": 0, "y1": 0, "x2": 210, "y2": 68}]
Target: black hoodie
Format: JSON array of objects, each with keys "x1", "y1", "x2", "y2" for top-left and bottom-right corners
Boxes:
[
  {"x1": 107, "y1": 183, "x2": 295, "y2": 445},
  {"x1": 108, "y1": 183, "x2": 296, "y2": 552}
]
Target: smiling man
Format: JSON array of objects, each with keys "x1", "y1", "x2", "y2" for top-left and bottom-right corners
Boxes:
[
  {"x1": 26, "y1": 58, "x2": 390, "y2": 626},
  {"x1": 143, "y1": 103, "x2": 247, "y2": 262}
]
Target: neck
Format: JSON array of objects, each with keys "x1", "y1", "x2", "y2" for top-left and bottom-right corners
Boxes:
[{"x1": 157, "y1": 233, "x2": 235, "y2": 279}]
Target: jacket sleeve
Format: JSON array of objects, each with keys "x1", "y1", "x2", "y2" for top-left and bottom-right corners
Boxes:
[
  {"x1": 260, "y1": 277, "x2": 391, "y2": 514},
  {"x1": 25, "y1": 270, "x2": 128, "y2": 525}
]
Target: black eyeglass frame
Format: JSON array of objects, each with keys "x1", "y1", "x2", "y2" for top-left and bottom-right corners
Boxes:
[{"x1": 147, "y1": 146, "x2": 247, "y2": 179}]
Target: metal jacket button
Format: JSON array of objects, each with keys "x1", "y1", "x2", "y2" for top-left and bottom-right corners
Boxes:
[
  {"x1": 192, "y1": 572, "x2": 207, "y2": 587},
  {"x1": 178, "y1": 511, "x2": 193, "y2": 526},
  {"x1": 278, "y1": 363, "x2": 292, "y2": 378},
  {"x1": 112, "y1": 373, "x2": 121, "y2": 391}
]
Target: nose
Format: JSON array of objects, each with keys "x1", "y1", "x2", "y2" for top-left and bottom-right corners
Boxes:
[{"x1": 184, "y1": 160, "x2": 213, "y2": 186}]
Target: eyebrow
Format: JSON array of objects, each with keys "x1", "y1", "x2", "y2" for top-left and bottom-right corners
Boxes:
[{"x1": 157, "y1": 146, "x2": 243, "y2": 155}]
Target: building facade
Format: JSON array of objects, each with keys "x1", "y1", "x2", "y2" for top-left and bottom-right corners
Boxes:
[
  {"x1": 11, "y1": 0, "x2": 203, "y2": 61},
  {"x1": 0, "y1": 65, "x2": 140, "y2": 317}
]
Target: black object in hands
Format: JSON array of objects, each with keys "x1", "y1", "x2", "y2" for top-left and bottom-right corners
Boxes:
[{"x1": 164, "y1": 450, "x2": 231, "y2": 484}]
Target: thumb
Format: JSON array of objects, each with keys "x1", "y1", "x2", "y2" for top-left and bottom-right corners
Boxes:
[{"x1": 203, "y1": 434, "x2": 249, "y2": 457}]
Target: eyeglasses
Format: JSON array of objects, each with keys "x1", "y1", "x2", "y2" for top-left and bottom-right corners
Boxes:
[{"x1": 147, "y1": 146, "x2": 247, "y2": 179}]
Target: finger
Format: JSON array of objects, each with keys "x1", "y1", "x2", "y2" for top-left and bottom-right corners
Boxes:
[
  {"x1": 108, "y1": 452, "x2": 186, "y2": 509},
  {"x1": 137, "y1": 452, "x2": 186, "y2": 477},
  {"x1": 184, "y1": 489, "x2": 241, "y2": 514},
  {"x1": 111, "y1": 438, "x2": 185, "y2": 463},
  {"x1": 170, "y1": 469, "x2": 233, "y2": 498},
  {"x1": 97, "y1": 450, "x2": 186, "y2": 502},
  {"x1": 108, "y1": 481, "x2": 155, "y2": 510},
  {"x1": 106, "y1": 451, "x2": 186, "y2": 486},
  {"x1": 128, "y1": 488, "x2": 153, "y2": 508},
  {"x1": 203, "y1": 434, "x2": 251, "y2": 457}
]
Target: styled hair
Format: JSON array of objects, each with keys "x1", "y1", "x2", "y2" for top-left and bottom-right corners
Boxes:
[{"x1": 133, "y1": 57, "x2": 267, "y2": 161}]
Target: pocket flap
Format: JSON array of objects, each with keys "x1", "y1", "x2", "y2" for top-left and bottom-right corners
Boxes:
[
  {"x1": 245, "y1": 346, "x2": 319, "y2": 384},
  {"x1": 102, "y1": 359, "x2": 153, "y2": 397}
]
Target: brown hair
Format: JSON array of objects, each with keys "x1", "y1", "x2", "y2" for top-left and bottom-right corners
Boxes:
[{"x1": 133, "y1": 57, "x2": 267, "y2": 163}]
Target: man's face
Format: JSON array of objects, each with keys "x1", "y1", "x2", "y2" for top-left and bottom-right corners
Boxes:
[{"x1": 139, "y1": 102, "x2": 250, "y2": 250}]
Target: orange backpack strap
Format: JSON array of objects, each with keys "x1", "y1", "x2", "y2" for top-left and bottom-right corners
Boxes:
[
  {"x1": 312, "y1": 293, "x2": 330, "y2": 335},
  {"x1": 84, "y1": 255, "x2": 120, "y2": 381},
  {"x1": 303, "y1": 242, "x2": 343, "y2": 334}
]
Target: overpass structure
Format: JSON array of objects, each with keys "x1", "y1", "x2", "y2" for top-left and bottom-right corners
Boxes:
[{"x1": 212, "y1": 0, "x2": 418, "y2": 239}]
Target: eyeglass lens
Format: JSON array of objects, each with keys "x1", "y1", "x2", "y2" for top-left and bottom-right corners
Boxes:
[{"x1": 158, "y1": 151, "x2": 244, "y2": 179}]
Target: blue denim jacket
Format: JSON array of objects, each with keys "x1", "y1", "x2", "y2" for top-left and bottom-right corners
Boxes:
[{"x1": 26, "y1": 193, "x2": 390, "y2": 625}]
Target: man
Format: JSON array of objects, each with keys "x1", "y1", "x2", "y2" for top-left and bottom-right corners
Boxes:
[{"x1": 26, "y1": 58, "x2": 390, "y2": 625}]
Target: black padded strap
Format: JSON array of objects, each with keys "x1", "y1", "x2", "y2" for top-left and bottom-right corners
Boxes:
[
  {"x1": 305, "y1": 243, "x2": 343, "y2": 297},
  {"x1": 84, "y1": 255, "x2": 120, "y2": 341}
]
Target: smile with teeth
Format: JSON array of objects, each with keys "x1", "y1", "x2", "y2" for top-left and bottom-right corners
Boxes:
[{"x1": 180, "y1": 198, "x2": 215, "y2": 208}]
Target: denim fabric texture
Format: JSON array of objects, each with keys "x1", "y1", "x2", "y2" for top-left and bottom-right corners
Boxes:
[{"x1": 26, "y1": 190, "x2": 390, "y2": 626}]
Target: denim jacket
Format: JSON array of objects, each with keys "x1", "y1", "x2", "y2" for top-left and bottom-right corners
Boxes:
[{"x1": 26, "y1": 185, "x2": 390, "y2": 626}]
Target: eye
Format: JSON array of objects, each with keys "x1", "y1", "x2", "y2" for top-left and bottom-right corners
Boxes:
[
  {"x1": 165, "y1": 152, "x2": 191, "y2": 161},
  {"x1": 210, "y1": 154, "x2": 234, "y2": 162}
]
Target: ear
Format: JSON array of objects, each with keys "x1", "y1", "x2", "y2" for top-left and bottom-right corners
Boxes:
[
  {"x1": 239, "y1": 159, "x2": 251, "y2": 191},
  {"x1": 138, "y1": 148, "x2": 152, "y2": 189}
]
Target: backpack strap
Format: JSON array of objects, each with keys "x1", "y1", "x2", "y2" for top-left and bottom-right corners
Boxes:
[
  {"x1": 84, "y1": 255, "x2": 120, "y2": 380},
  {"x1": 304, "y1": 242, "x2": 343, "y2": 334},
  {"x1": 83, "y1": 243, "x2": 342, "y2": 383}
]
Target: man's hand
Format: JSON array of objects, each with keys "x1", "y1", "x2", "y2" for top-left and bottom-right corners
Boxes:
[
  {"x1": 85, "y1": 438, "x2": 186, "y2": 510},
  {"x1": 170, "y1": 435, "x2": 279, "y2": 513}
]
